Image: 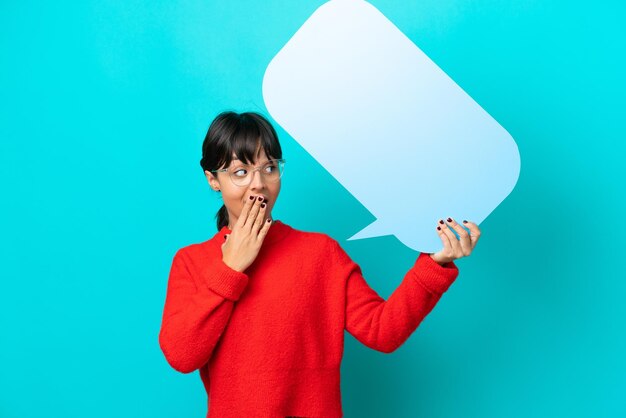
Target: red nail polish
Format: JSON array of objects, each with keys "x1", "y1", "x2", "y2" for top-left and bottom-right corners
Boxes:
[
  {"x1": 439, "y1": 220, "x2": 444, "y2": 224},
  {"x1": 447, "y1": 217, "x2": 452, "y2": 222},
  {"x1": 463, "y1": 220, "x2": 468, "y2": 224},
  {"x1": 249, "y1": 196, "x2": 254, "y2": 200},
  {"x1": 437, "y1": 226, "x2": 441, "y2": 230}
]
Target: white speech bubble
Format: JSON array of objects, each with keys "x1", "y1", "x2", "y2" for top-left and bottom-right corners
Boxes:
[{"x1": 262, "y1": 0, "x2": 520, "y2": 253}]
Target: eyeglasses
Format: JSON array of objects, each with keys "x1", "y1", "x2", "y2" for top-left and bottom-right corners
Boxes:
[{"x1": 210, "y1": 158, "x2": 286, "y2": 187}]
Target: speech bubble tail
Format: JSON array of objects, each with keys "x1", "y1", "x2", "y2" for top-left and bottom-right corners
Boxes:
[{"x1": 346, "y1": 219, "x2": 390, "y2": 241}]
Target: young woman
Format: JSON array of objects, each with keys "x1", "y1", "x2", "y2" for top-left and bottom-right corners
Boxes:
[{"x1": 158, "y1": 111, "x2": 481, "y2": 418}]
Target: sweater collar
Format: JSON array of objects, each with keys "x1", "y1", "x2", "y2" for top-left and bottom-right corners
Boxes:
[{"x1": 214, "y1": 219, "x2": 292, "y2": 247}]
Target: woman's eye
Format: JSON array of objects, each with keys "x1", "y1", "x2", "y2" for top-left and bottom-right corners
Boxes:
[
  {"x1": 264, "y1": 165, "x2": 276, "y2": 173},
  {"x1": 233, "y1": 169, "x2": 247, "y2": 177}
]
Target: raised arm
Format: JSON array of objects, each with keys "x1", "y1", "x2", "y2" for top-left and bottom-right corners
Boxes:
[
  {"x1": 336, "y1": 240, "x2": 459, "y2": 353},
  {"x1": 158, "y1": 248, "x2": 249, "y2": 373}
]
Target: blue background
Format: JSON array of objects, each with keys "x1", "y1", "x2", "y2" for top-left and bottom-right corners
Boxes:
[{"x1": 1, "y1": 1, "x2": 624, "y2": 417}]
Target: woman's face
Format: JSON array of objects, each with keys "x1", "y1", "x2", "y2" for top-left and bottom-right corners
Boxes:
[{"x1": 205, "y1": 148, "x2": 281, "y2": 229}]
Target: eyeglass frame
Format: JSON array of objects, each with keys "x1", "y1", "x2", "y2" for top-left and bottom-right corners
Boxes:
[{"x1": 209, "y1": 158, "x2": 287, "y2": 187}]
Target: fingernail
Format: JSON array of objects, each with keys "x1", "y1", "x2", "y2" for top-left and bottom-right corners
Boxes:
[
  {"x1": 257, "y1": 196, "x2": 263, "y2": 201},
  {"x1": 223, "y1": 234, "x2": 227, "y2": 239},
  {"x1": 447, "y1": 217, "x2": 453, "y2": 222},
  {"x1": 266, "y1": 218, "x2": 271, "y2": 223},
  {"x1": 249, "y1": 196, "x2": 254, "y2": 200},
  {"x1": 261, "y1": 203, "x2": 266, "y2": 208},
  {"x1": 463, "y1": 220, "x2": 468, "y2": 224},
  {"x1": 437, "y1": 226, "x2": 441, "y2": 230},
  {"x1": 439, "y1": 220, "x2": 444, "y2": 224}
]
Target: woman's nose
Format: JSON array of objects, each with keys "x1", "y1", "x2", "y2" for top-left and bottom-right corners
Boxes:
[{"x1": 248, "y1": 169, "x2": 266, "y2": 187}]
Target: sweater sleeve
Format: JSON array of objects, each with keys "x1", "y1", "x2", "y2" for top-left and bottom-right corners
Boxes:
[
  {"x1": 334, "y1": 240, "x2": 459, "y2": 353},
  {"x1": 158, "y1": 247, "x2": 249, "y2": 373}
]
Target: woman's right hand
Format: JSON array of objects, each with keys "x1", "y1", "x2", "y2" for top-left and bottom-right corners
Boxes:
[{"x1": 221, "y1": 195, "x2": 272, "y2": 273}]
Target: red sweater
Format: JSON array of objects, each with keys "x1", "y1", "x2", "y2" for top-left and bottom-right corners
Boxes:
[{"x1": 158, "y1": 220, "x2": 459, "y2": 417}]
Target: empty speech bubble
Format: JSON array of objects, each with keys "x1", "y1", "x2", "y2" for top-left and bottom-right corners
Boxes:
[{"x1": 262, "y1": 0, "x2": 520, "y2": 253}]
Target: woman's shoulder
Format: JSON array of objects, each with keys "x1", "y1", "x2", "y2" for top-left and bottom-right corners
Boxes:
[
  {"x1": 285, "y1": 223, "x2": 341, "y2": 255},
  {"x1": 170, "y1": 233, "x2": 222, "y2": 262},
  {"x1": 287, "y1": 225, "x2": 355, "y2": 267}
]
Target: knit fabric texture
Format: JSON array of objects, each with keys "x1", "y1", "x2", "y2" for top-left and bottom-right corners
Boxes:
[{"x1": 158, "y1": 220, "x2": 459, "y2": 417}]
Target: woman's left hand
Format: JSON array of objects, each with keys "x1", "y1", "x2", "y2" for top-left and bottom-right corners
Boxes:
[{"x1": 429, "y1": 217, "x2": 481, "y2": 265}]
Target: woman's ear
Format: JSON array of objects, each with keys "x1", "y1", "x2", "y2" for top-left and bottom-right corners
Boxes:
[{"x1": 205, "y1": 170, "x2": 221, "y2": 192}]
